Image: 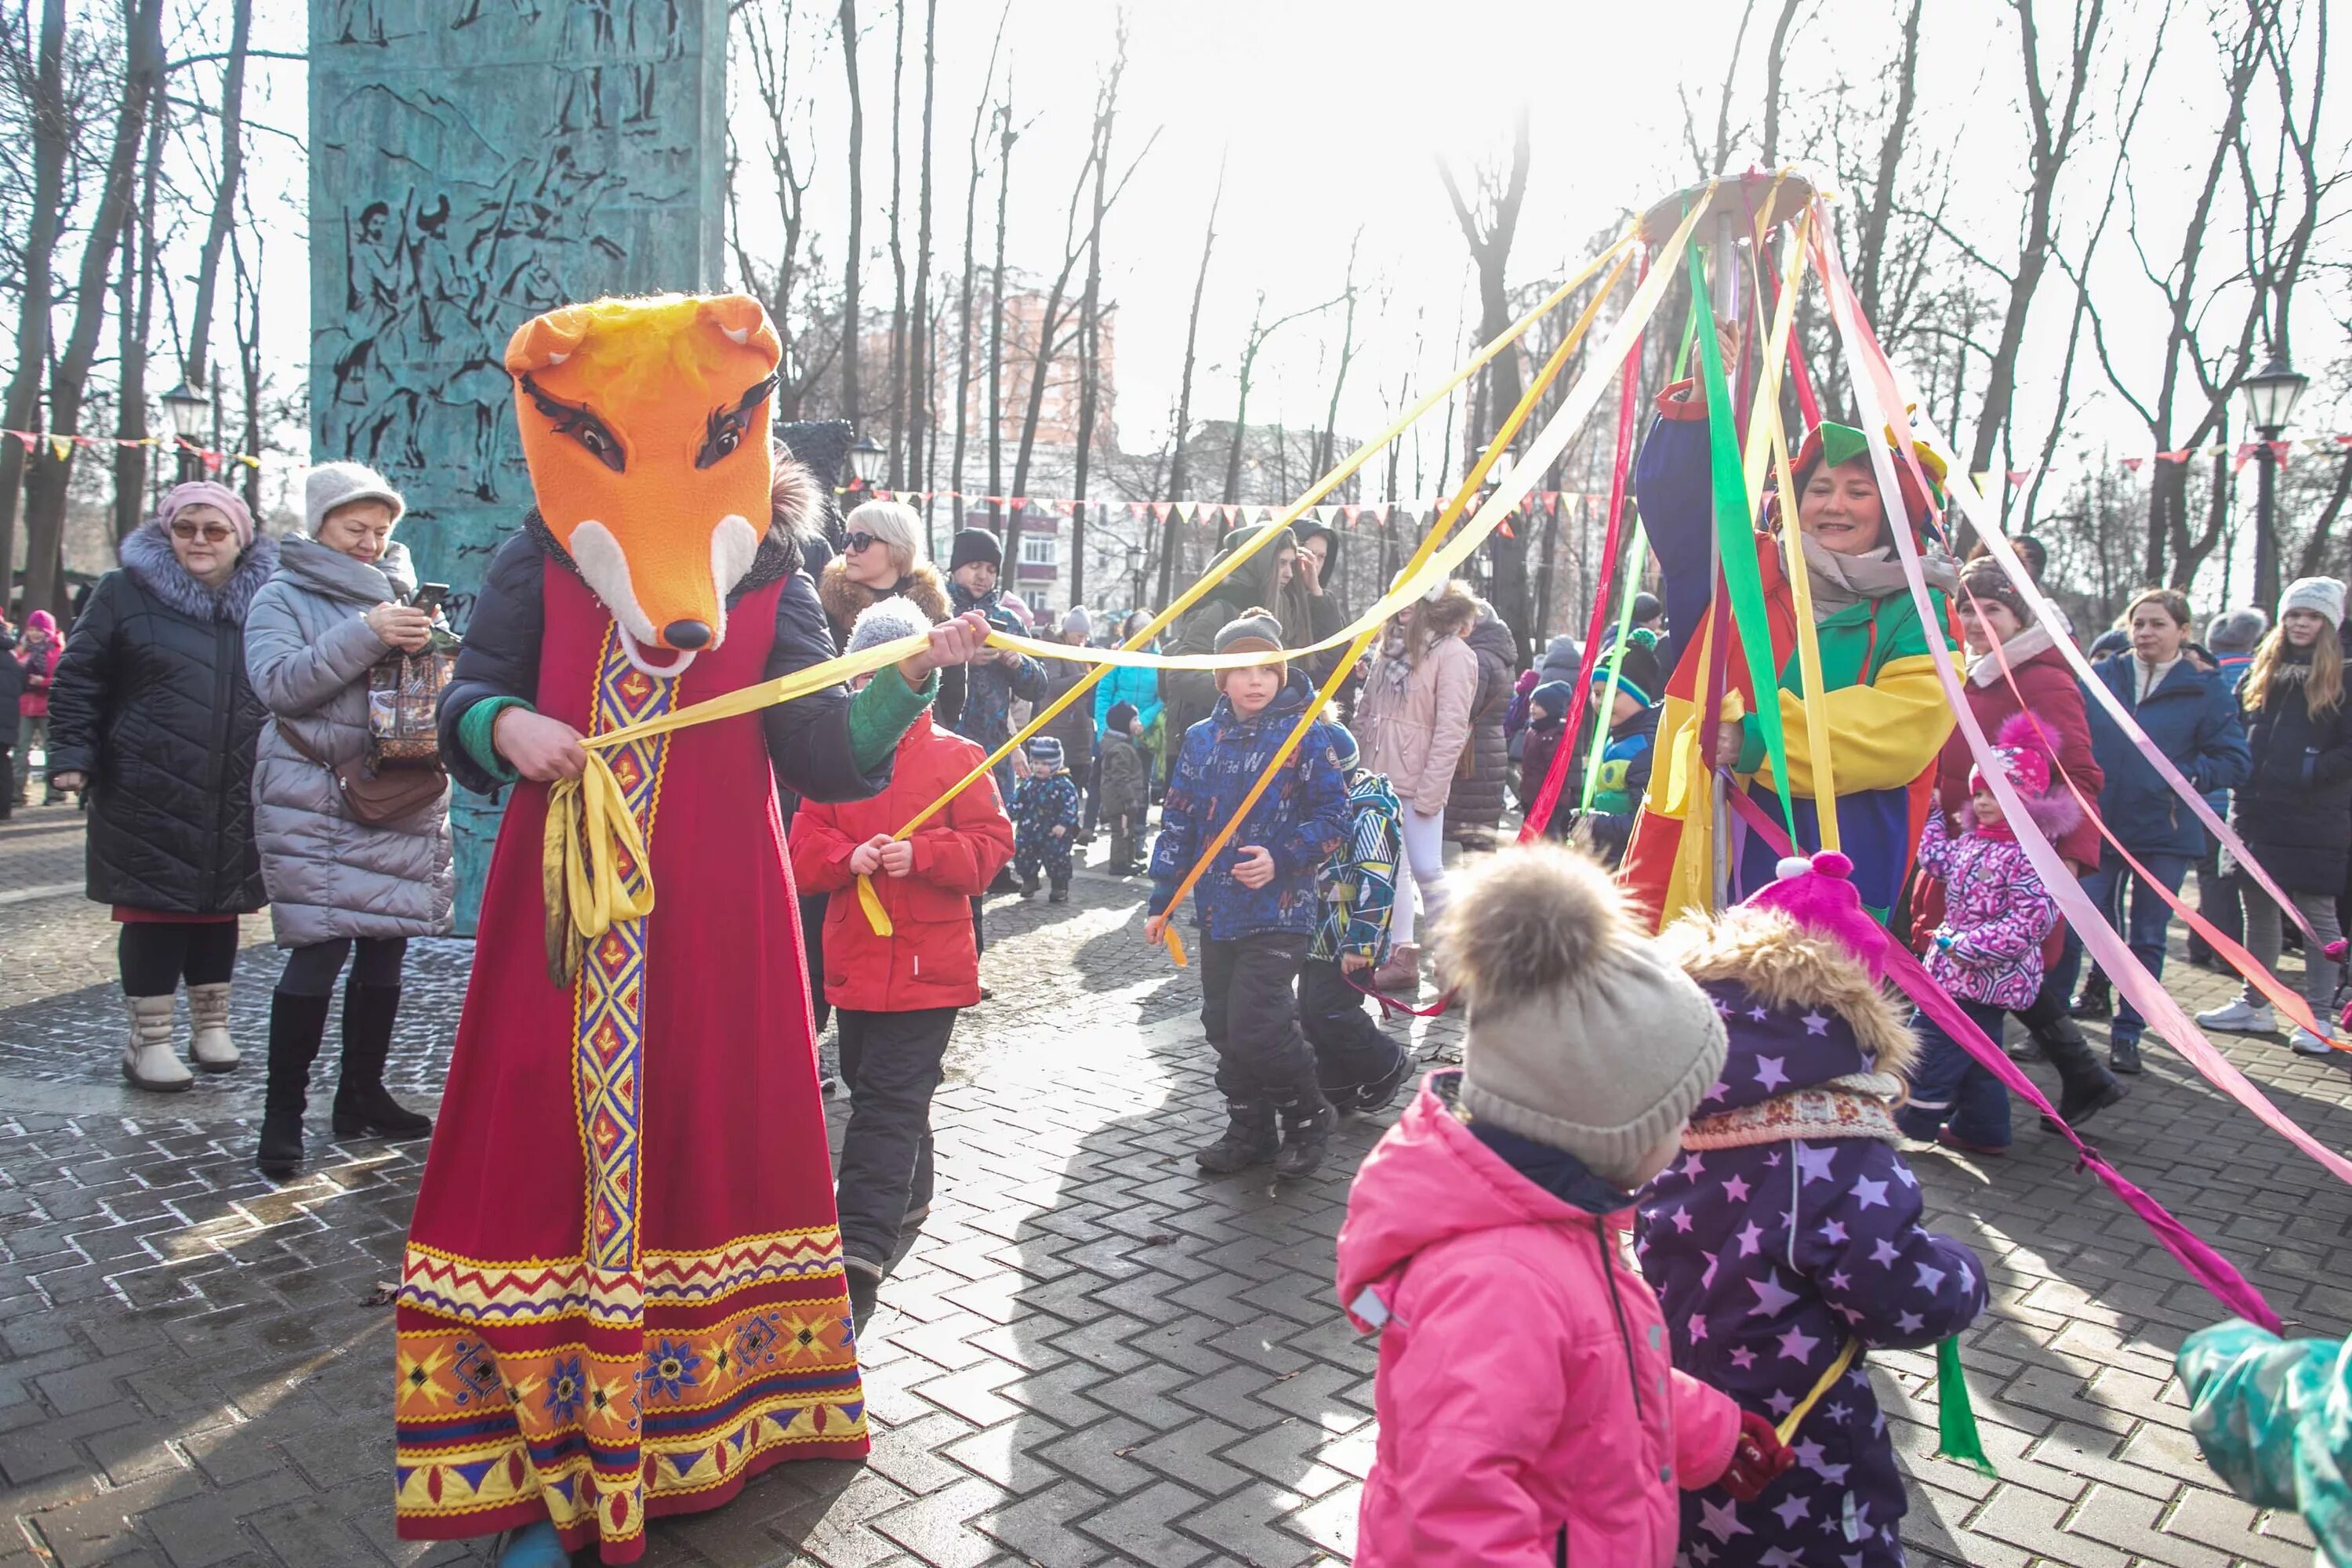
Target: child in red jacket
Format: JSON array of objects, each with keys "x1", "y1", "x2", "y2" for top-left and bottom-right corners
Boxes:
[
  {"x1": 1336, "y1": 846, "x2": 1789, "y2": 1566},
  {"x1": 790, "y1": 600, "x2": 1015, "y2": 1324}
]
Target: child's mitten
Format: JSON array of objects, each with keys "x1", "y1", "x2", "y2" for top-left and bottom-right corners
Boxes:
[{"x1": 1720, "y1": 1410, "x2": 1797, "y2": 1501}]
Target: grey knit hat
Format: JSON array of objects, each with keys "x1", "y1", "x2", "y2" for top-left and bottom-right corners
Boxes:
[
  {"x1": 2206, "y1": 608, "x2": 2268, "y2": 653},
  {"x1": 2279, "y1": 577, "x2": 2347, "y2": 630},
  {"x1": 305, "y1": 461, "x2": 405, "y2": 536},
  {"x1": 845, "y1": 595, "x2": 933, "y2": 657},
  {"x1": 1434, "y1": 844, "x2": 1727, "y2": 1189},
  {"x1": 1025, "y1": 735, "x2": 1065, "y2": 771}
]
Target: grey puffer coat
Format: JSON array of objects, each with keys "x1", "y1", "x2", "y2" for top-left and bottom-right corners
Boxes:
[{"x1": 244, "y1": 535, "x2": 453, "y2": 948}]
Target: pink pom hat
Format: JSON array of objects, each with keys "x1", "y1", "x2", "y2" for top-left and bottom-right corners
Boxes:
[
  {"x1": 1737, "y1": 849, "x2": 1892, "y2": 982},
  {"x1": 1966, "y1": 713, "x2": 2084, "y2": 841}
]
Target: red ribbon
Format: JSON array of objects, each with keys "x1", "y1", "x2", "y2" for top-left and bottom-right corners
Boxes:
[{"x1": 1520, "y1": 253, "x2": 1648, "y2": 842}]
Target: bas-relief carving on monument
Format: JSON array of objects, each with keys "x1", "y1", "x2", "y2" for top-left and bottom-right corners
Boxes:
[{"x1": 311, "y1": 0, "x2": 723, "y2": 929}]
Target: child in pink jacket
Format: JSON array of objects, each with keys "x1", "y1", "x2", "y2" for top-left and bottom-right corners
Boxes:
[{"x1": 1336, "y1": 845, "x2": 1792, "y2": 1566}]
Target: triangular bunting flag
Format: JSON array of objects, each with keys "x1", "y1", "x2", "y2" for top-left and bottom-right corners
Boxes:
[
  {"x1": 2158, "y1": 449, "x2": 2191, "y2": 463},
  {"x1": 2233, "y1": 443, "x2": 2259, "y2": 474},
  {"x1": 49, "y1": 434, "x2": 71, "y2": 461},
  {"x1": 2005, "y1": 469, "x2": 2033, "y2": 485},
  {"x1": 2270, "y1": 440, "x2": 2292, "y2": 471},
  {"x1": 2122, "y1": 456, "x2": 2144, "y2": 473}
]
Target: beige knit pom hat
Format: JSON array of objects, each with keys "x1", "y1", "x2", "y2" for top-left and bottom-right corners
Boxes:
[{"x1": 1432, "y1": 844, "x2": 1726, "y2": 1187}]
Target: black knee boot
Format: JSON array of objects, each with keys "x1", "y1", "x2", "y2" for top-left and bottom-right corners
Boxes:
[
  {"x1": 332, "y1": 983, "x2": 434, "y2": 1138},
  {"x1": 256, "y1": 991, "x2": 332, "y2": 1176},
  {"x1": 2032, "y1": 1016, "x2": 2129, "y2": 1128}
]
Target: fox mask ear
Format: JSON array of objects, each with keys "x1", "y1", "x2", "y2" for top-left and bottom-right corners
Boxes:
[
  {"x1": 694, "y1": 295, "x2": 782, "y2": 364},
  {"x1": 506, "y1": 305, "x2": 594, "y2": 375}
]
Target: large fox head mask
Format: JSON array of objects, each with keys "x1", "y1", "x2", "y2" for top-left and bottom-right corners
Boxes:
[{"x1": 506, "y1": 293, "x2": 783, "y2": 677}]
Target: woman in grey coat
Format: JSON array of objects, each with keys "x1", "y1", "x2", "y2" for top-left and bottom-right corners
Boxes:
[{"x1": 243, "y1": 462, "x2": 452, "y2": 1175}]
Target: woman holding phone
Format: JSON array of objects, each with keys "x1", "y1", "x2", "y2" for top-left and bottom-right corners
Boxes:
[{"x1": 243, "y1": 462, "x2": 454, "y2": 1176}]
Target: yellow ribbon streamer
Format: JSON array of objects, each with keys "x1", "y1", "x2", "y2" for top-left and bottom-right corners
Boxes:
[
  {"x1": 1777, "y1": 1336, "x2": 1860, "y2": 1447},
  {"x1": 1151, "y1": 252, "x2": 1633, "y2": 960},
  {"x1": 537, "y1": 193, "x2": 1712, "y2": 964},
  {"x1": 1742, "y1": 209, "x2": 1841, "y2": 849}
]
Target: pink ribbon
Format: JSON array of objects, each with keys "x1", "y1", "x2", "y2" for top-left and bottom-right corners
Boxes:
[
  {"x1": 1811, "y1": 220, "x2": 2352, "y2": 1195},
  {"x1": 1721, "y1": 785, "x2": 2281, "y2": 1333}
]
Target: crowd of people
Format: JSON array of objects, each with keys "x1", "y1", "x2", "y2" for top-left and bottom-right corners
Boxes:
[{"x1": 9, "y1": 385, "x2": 2351, "y2": 1563}]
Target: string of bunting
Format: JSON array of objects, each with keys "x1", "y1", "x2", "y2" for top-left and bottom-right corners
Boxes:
[
  {"x1": 847, "y1": 488, "x2": 1613, "y2": 530},
  {"x1": 1, "y1": 430, "x2": 260, "y2": 473}
]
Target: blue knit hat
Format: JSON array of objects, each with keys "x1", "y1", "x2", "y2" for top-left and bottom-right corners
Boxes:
[
  {"x1": 1591, "y1": 627, "x2": 1662, "y2": 709},
  {"x1": 1025, "y1": 735, "x2": 1065, "y2": 771}
]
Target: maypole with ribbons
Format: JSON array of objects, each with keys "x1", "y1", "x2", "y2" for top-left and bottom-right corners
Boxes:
[{"x1": 523, "y1": 169, "x2": 2350, "y2": 1426}]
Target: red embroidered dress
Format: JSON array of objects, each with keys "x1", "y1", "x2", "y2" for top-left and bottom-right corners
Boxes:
[{"x1": 394, "y1": 563, "x2": 866, "y2": 1561}]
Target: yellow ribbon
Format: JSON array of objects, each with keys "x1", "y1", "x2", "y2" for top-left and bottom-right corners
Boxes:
[
  {"x1": 1777, "y1": 1336, "x2": 1860, "y2": 1447},
  {"x1": 1744, "y1": 209, "x2": 1841, "y2": 849},
  {"x1": 1151, "y1": 245, "x2": 1634, "y2": 960},
  {"x1": 537, "y1": 191, "x2": 1716, "y2": 966},
  {"x1": 851, "y1": 230, "x2": 1643, "y2": 932}
]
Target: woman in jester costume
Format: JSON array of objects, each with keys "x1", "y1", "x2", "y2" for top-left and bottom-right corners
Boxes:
[
  {"x1": 394, "y1": 293, "x2": 986, "y2": 1566},
  {"x1": 1618, "y1": 369, "x2": 1959, "y2": 929},
  {"x1": 1636, "y1": 851, "x2": 1988, "y2": 1566}
]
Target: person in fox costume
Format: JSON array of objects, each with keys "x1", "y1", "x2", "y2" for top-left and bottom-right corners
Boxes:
[
  {"x1": 1635, "y1": 851, "x2": 1988, "y2": 1566},
  {"x1": 396, "y1": 293, "x2": 986, "y2": 1566}
]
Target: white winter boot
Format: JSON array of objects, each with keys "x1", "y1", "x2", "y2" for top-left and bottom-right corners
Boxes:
[
  {"x1": 187, "y1": 982, "x2": 240, "y2": 1072},
  {"x1": 122, "y1": 994, "x2": 193, "y2": 1091}
]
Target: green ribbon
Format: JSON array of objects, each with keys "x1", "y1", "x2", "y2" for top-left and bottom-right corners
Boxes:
[
  {"x1": 1934, "y1": 1335, "x2": 1997, "y2": 1475},
  {"x1": 1686, "y1": 243, "x2": 1796, "y2": 833},
  {"x1": 1581, "y1": 521, "x2": 1650, "y2": 811}
]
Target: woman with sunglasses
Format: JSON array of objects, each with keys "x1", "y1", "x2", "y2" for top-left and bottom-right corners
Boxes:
[
  {"x1": 818, "y1": 499, "x2": 964, "y2": 728},
  {"x1": 46, "y1": 481, "x2": 281, "y2": 1091}
]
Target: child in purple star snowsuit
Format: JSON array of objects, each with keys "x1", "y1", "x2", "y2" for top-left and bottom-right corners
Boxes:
[{"x1": 1635, "y1": 851, "x2": 1989, "y2": 1567}]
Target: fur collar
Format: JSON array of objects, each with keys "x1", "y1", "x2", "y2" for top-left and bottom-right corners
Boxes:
[
  {"x1": 1657, "y1": 906, "x2": 1918, "y2": 1080},
  {"x1": 118, "y1": 517, "x2": 280, "y2": 622},
  {"x1": 818, "y1": 556, "x2": 951, "y2": 633}
]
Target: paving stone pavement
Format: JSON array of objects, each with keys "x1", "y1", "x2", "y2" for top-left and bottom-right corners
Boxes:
[{"x1": 4, "y1": 804, "x2": 2350, "y2": 1567}]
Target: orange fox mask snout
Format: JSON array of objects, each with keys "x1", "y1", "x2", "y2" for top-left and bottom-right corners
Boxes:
[{"x1": 506, "y1": 293, "x2": 785, "y2": 676}]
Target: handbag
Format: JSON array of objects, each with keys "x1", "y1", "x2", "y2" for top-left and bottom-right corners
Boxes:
[{"x1": 276, "y1": 713, "x2": 445, "y2": 827}]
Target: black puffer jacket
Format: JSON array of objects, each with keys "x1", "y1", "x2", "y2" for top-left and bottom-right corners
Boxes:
[
  {"x1": 2231, "y1": 651, "x2": 2352, "y2": 894},
  {"x1": 1443, "y1": 601, "x2": 1518, "y2": 844},
  {"x1": 46, "y1": 521, "x2": 280, "y2": 913}
]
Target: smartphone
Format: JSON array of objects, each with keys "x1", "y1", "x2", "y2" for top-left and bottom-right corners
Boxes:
[{"x1": 411, "y1": 583, "x2": 449, "y2": 614}]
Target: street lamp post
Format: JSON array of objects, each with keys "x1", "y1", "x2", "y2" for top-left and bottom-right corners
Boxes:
[
  {"x1": 2238, "y1": 350, "x2": 2310, "y2": 610},
  {"x1": 846, "y1": 434, "x2": 886, "y2": 496},
  {"x1": 159, "y1": 379, "x2": 212, "y2": 483}
]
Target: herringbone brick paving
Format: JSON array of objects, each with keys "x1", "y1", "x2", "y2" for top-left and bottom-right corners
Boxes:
[{"x1": 3, "y1": 797, "x2": 2347, "y2": 1566}]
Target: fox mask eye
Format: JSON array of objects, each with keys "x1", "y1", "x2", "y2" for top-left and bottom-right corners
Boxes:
[
  {"x1": 697, "y1": 374, "x2": 779, "y2": 471},
  {"x1": 521, "y1": 374, "x2": 626, "y2": 474}
]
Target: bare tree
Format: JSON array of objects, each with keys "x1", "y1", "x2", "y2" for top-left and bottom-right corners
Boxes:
[
  {"x1": 1759, "y1": 0, "x2": 1805, "y2": 165},
  {"x1": 943, "y1": 2, "x2": 1007, "y2": 524},
  {"x1": 1156, "y1": 154, "x2": 1223, "y2": 607},
  {"x1": 111, "y1": 64, "x2": 164, "y2": 542},
  {"x1": 1964, "y1": 0, "x2": 2112, "y2": 488},
  {"x1": 1218, "y1": 289, "x2": 1338, "y2": 504},
  {"x1": 837, "y1": 0, "x2": 866, "y2": 435},
  {"x1": 0, "y1": 0, "x2": 67, "y2": 606},
  {"x1": 729, "y1": 0, "x2": 839, "y2": 416},
  {"x1": 1439, "y1": 107, "x2": 1535, "y2": 655},
  {"x1": 20, "y1": 0, "x2": 162, "y2": 618},
  {"x1": 1313, "y1": 228, "x2": 1366, "y2": 481},
  {"x1": 180, "y1": 0, "x2": 248, "y2": 401},
  {"x1": 883, "y1": 0, "x2": 906, "y2": 482},
  {"x1": 1068, "y1": 24, "x2": 1127, "y2": 606},
  {"x1": 2078, "y1": 3, "x2": 2269, "y2": 586},
  {"x1": 986, "y1": 85, "x2": 1014, "y2": 525},
  {"x1": 906, "y1": 0, "x2": 937, "y2": 521}
]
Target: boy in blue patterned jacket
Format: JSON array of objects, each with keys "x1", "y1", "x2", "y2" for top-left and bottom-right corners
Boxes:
[
  {"x1": 1145, "y1": 608, "x2": 1352, "y2": 1177},
  {"x1": 1302, "y1": 727, "x2": 1414, "y2": 1115},
  {"x1": 1013, "y1": 735, "x2": 1083, "y2": 904}
]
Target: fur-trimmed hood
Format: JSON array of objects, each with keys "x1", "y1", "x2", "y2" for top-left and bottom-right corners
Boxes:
[
  {"x1": 818, "y1": 555, "x2": 951, "y2": 638},
  {"x1": 118, "y1": 516, "x2": 280, "y2": 622},
  {"x1": 1657, "y1": 905, "x2": 1916, "y2": 1111}
]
